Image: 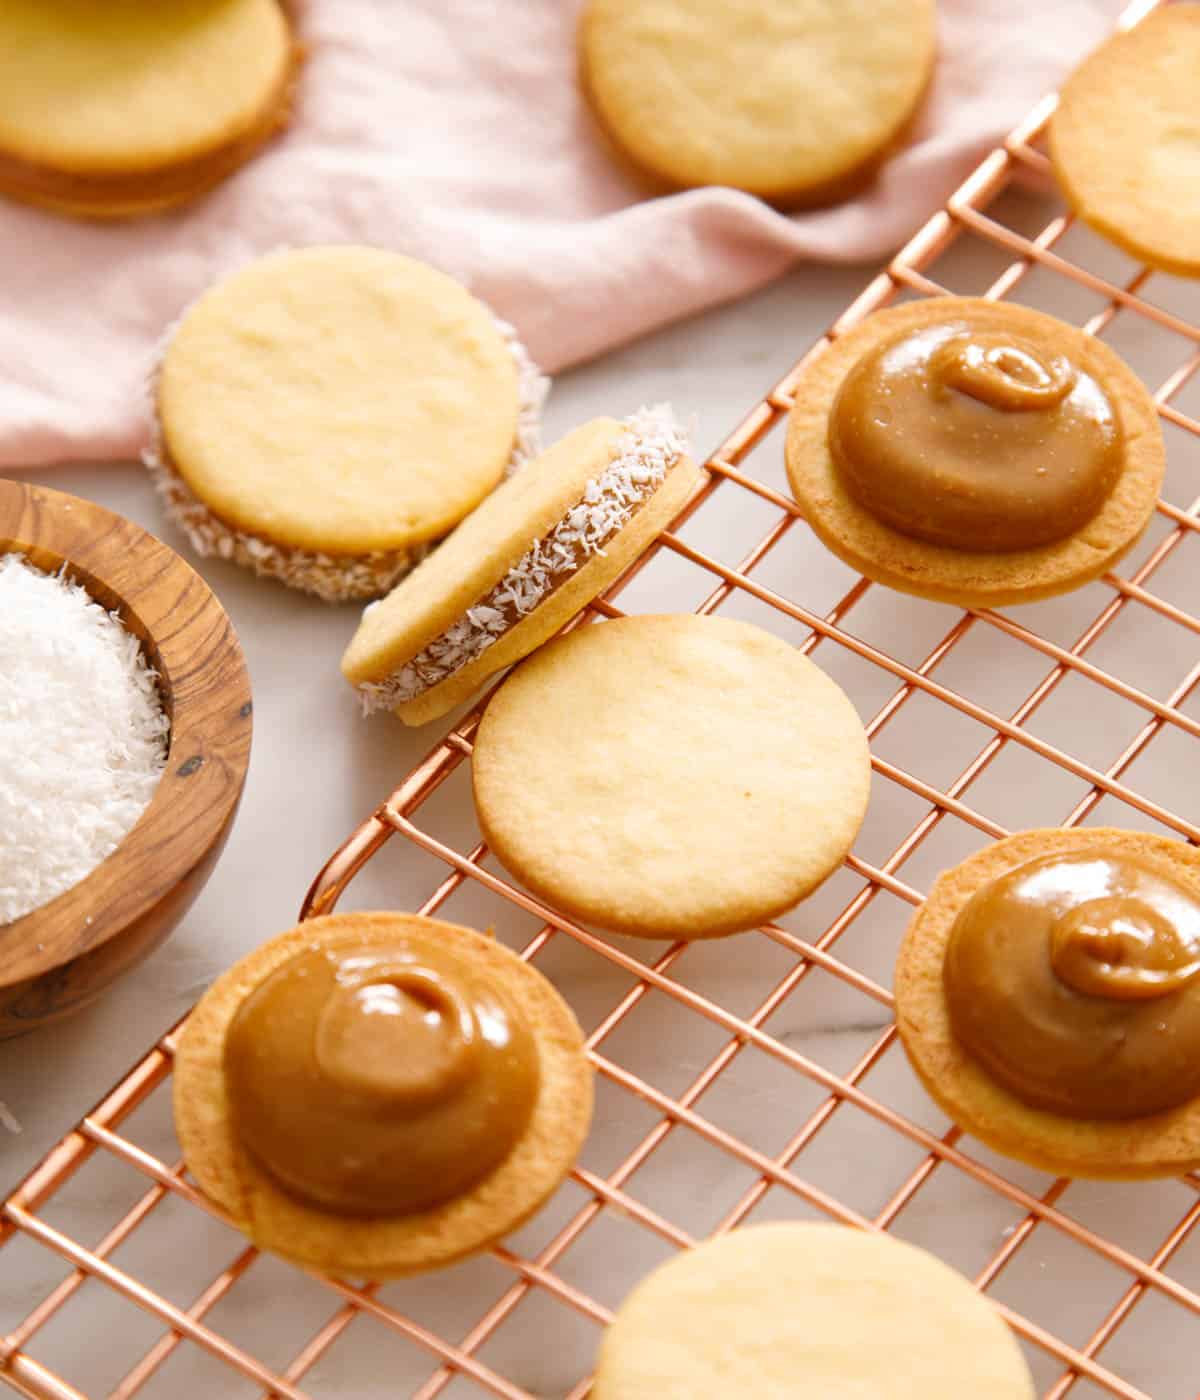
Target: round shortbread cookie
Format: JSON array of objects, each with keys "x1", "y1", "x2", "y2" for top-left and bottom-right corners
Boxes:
[
  {"x1": 579, "y1": 0, "x2": 936, "y2": 204},
  {"x1": 593, "y1": 1223, "x2": 1034, "y2": 1399},
  {"x1": 895, "y1": 828, "x2": 1200, "y2": 1181},
  {"x1": 152, "y1": 246, "x2": 544, "y2": 600},
  {"x1": 0, "y1": 0, "x2": 297, "y2": 219},
  {"x1": 1050, "y1": 8, "x2": 1200, "y2": 277},
  {"x1": 173, "y1": 912, "x2": 593, "y2": 1278},
  {"x1": 472, "y1": 614, "x2": 871, "y2": 940},
  {"x1": 341, "y1": 407, "x2": 702, "y2": 725},
  {"x1": 785, "y1": 298, "x2": 1165, "y2": 608}
]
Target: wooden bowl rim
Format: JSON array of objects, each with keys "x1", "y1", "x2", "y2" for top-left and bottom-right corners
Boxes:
[{"x1": 0, "y1": 478, "x2": 252, "y2": 987}]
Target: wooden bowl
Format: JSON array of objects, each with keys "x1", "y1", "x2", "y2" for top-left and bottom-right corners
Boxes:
[{"x1": 0, "y1": 478, "x2": 252, "y2": 1037}]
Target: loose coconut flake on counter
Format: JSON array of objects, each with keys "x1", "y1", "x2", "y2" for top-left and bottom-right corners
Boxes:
[{"x1": 0, "y1": 554, "x2": 168, "y2": 926}]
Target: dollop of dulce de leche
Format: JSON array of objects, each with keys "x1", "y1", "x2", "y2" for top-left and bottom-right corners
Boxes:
[
  {"x1": 943, "y1": 849, "x2": 1200, "y2": 1119},
  {"x1": 829, "y1": 315, "x2": 1124, "y2": 551},
  {"x1": 224, "y1": 940, "x2": 540, "y2": 1216}
]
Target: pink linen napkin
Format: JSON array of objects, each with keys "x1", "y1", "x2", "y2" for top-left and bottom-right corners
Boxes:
[{"x1": 0, "y1": 0, "x2": 1126, "y2": 470}]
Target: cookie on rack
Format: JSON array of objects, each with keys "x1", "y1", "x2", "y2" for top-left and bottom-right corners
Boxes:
[
  {"x1": 1050, "y1": 7, "x2": 1200, "y2": 277},
  {"x1": 341, "y1": 407, "x2": 701, "y2": 725},
  {"x1": 785, "y1": 296, "x2": 1165, "y2": 608},
  {"x1": 895, "y1": 827, "x2": 1200, "y2": 1180},
  {"x1": 0, "y1": 0, "x2": 299, "y2": 219},
  {"x1": 472, "y1": 613, "x2": 871, "y2": 940},
  {"x1": 593, "y1": 1223, "x2": 1035, "y2": 1398},
  {"x1": 579, "y1": 0, "x2": 936, "y2": 205},
  {"x1": 147, "y1": 246, "x2": 547, "y2": 602},
  {"x1": 174, "y1": 911, "x2": 592, "y2": 1277}
]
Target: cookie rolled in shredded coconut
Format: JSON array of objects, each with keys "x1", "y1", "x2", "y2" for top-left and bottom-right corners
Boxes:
[
  {"x1": 145, "y1": 317, "x2": 547, "y2": 603},
  {"x1": 356, "y1": 405, "x2": 689, "y2": 714},
  {"x1": 145, "y1": 247, "x2": 549, "y2": 603}
]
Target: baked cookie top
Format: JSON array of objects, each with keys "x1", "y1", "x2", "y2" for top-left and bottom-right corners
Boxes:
[
  {"x1": 786, "y1": 297, "x2": 1165, "y2": 608},
  {"x1": 1050, "y1": 6, "x2": 1200, "y2": 277},
  {"x1": 157, "y1": 246, "x2": 522, "y2": 555},
  {"x1": 472, "y1": 613, "x2": 871, "y2": 939},
  {"x1": 0, "y1": 0, "x2": 292, "y2": 174},
  {"x1": 593, "y1": 1223, "x2": 1034, "y2": 1399},
  {"x1": 173, "y1": 912, "x2": 593, "y2": 1278},
  {"x1": 580, "y1": 0, "x2": 935, "y2": 202}
]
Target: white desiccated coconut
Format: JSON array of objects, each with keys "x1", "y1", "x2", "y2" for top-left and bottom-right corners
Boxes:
[
  {"x1": 143, "y1": 313, "x2": 549, "y2": 603},
  {"x1": 0, "y1": 555, "x2": 169, "y2": 926},
  {"x1": 356, "y1": 404, "x2": 688, "y2": 714}
]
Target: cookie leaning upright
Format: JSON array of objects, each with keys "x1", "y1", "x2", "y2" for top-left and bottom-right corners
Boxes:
[
  {"x1": 0, "y1": 0, "x2": 298, "y2": 219},
  {"x1": 342, "y1": 408, "x2": 701, "y2": 724},
  {"x1": 472, "y1": 614, "x2": 871, "y2": 940},
  {"x1": 580, "y1": 0, "x2": 936, "y2": 205},
  {"x1": 1050, "y1": 7, "x2": 1200, "y2": 277},
  {"x1": 148, "y1": 246, "x2": 547, "y2": 601}
]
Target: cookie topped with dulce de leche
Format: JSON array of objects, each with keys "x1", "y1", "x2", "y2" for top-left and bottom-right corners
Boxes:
[
  {"x1": 174, "y1": 912, "x2": 593, "y2": 1276},
  {"x1": 786, "y1": 297, "x2": 1165, "y2": 607}
]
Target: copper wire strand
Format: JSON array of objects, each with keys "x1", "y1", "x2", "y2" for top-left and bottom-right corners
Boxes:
[{"x1": 4, "y1": 4, "x2": 1200, "y2": 1396}]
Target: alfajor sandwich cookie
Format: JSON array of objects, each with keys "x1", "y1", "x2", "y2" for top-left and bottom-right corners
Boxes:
[{"x1": 342, "y1": 407, "x2": 700, "y2": 724}]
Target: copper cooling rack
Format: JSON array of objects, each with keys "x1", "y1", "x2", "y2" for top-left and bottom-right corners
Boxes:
[{"x1": 5, "y1": 1, "x2": 1200, "y2": 1394}]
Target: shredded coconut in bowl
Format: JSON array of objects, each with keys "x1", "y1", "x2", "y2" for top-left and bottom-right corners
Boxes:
[{"x1": 0, "y1": 555, "x2": 169, "y2": 925}]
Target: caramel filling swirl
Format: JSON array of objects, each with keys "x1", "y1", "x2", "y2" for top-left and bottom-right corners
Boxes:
[
  {"x1": 943, "y1": 848, "x2": 1200, "y2": 1120},
  {"x1": 829, "y1": 314, "x2": 1124, "y2": 552},
  {"x1": 224, "y1": 939, "x2": 541, "y2": 1216}
]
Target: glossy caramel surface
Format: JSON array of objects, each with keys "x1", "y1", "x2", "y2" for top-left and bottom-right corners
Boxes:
[
  {"x1": 225, "y1": 938, "x2": 540, "y2": 1216},
  {"x1": 829, "y1": 314, "x2": 1123, "y2": 551},
  {"x1": 944, "y1": 848, "x2": 1200, "y2": 1119}
]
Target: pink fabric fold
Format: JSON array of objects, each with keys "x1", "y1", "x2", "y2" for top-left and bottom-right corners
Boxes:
[{"x1": 0, "y1": 0, "x2": 1125, "y2": 469}]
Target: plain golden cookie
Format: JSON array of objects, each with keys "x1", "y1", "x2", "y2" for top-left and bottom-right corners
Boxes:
[
  {"x1": 0, "y1": 0, "x2": 298, "y2": 219},
  {"x1": 895, "y1": 827, "x2": 1200, "y2": 1180},
  {"x1": 785, "y1": 297, "x2": 1165, "y2": 608},
  {"x1": 151, "y1": 246, "x2": 542, "y2": 601},
  {"x1": 580, "y1": 0, "x2": 936, "y2": 205},
  {"x1": 593, "y1": 1223, "x2": 1035, "y2": 1399},
  {"x1": 173, "y1": 912, "x2": 593, "y2": 1278},
  {"x1": 342, "y1": 408, "x2": 701, "y2": 725},
  {"x1": 1050, "y1": 7, "x2": 1200, "y2": 277},
  {"x1": 472, "y1": 614, "x2": 871, "y2": 940}
]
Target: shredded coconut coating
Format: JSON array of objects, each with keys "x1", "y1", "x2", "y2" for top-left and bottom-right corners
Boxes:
[
  {"x1": 497, "y1": 318, "x2": 549, "y2": 476},
  {"x1": 143, "y1": 316, "x2": 548, "y2": 603},
  {"x1": 357, "y1": 404, "x2": 688, "y2": 714},
  {"x1": 0, "y1": 555, "x2": 168, "y2": 926}
]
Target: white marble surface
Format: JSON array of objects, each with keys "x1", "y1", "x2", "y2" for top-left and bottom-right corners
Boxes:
[{"x1": 3, "y1": 196, "x2": 1200, "y2": 1398}]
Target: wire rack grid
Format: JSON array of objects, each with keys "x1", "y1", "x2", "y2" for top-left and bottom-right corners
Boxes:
[{"x1": 5, "y1": 1, "x2": 1200, "y2": 1395}]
